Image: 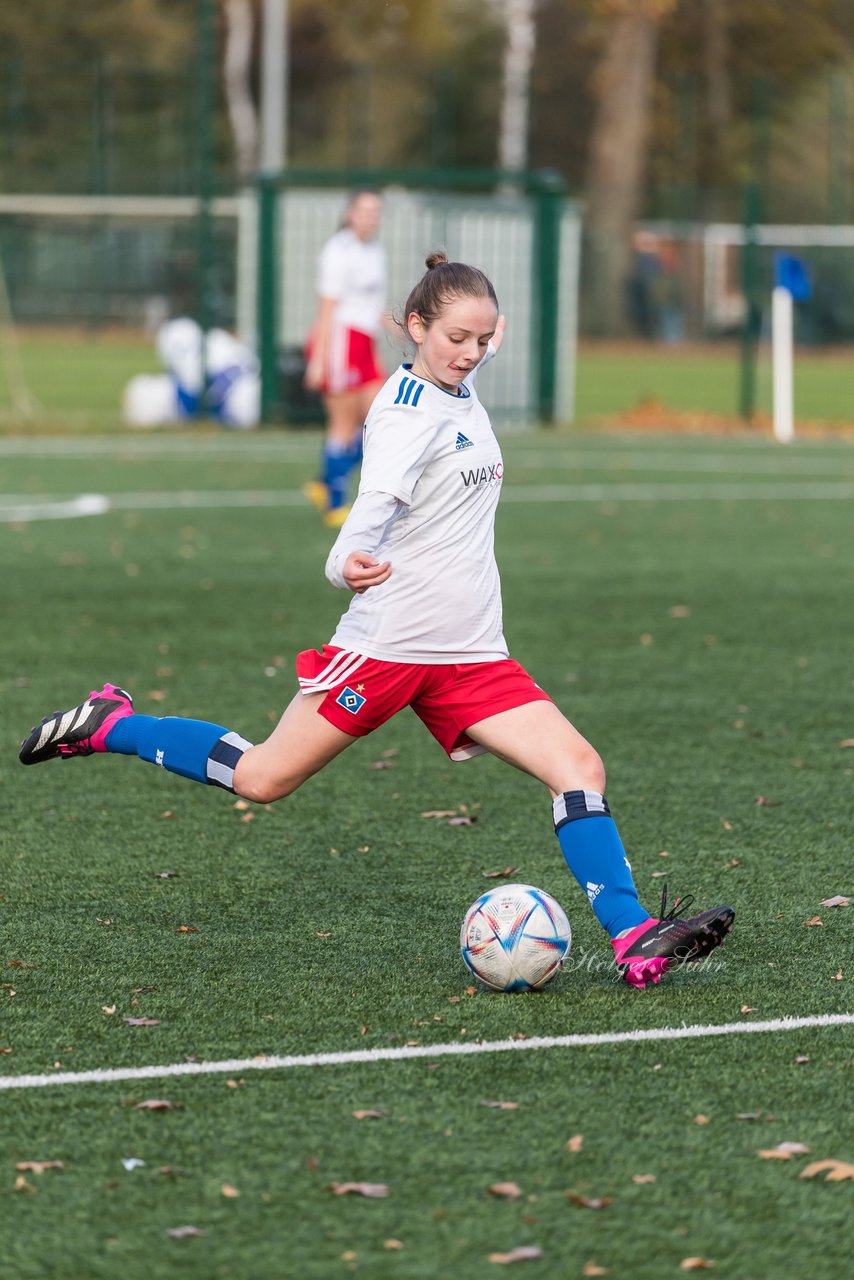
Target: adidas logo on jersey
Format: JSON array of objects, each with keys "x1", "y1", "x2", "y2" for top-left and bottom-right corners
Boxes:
[{"x1": 455, "y1": 432, "x2": 474, "y2": 451}]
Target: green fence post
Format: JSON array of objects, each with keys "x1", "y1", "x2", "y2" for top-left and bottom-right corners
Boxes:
[
  {"x1": 258, "y1": 176, "x2": 279, "y2": 422},
  {"x1": 530, "y1": 169, "x2": 565, "y2": 424},
  {"x1": 739, "y1": 180, "x2": 762, "y2": 422},
  {"x1": 195, "y1": 0, "x2": 216, "y2": 411}
]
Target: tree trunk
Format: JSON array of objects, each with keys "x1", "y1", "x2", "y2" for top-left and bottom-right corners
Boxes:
[
  {"x1": 223, "y1": 0, "x2": 259, "y2": 179},
  {"x1": 584, "y1": 3, "x2": 663, "y2": 335},
  {"x1": 498, "y1": 0, "x2": 537, "y2": 172}
]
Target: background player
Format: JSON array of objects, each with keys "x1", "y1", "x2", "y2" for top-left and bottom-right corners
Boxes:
[
  {"x1": 20, "y1": 252, "x2": 734, "y2": 991},
  {"x1": 302, "y1": 189, "x2": 388, "y2": 527}
]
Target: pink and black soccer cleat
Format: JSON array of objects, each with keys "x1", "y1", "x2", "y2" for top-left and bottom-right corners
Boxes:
[
  {"x1": 611, "y1": 886, "x2": 735, "y2": 989},
  {"x1": 19, "y1": 684, "x2": 134, "y2": 765}
]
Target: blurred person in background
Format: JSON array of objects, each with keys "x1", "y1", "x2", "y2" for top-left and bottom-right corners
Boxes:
[{"x1": 302, "y1": 190, "x2": 388, "y2": 528}]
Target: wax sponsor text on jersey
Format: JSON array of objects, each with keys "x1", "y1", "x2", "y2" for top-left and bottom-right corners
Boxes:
[{"x1": 459, "y1": 461, "x2": 504, "y2": 487}]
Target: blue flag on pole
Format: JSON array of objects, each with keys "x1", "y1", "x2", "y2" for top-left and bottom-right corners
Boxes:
[{"x1": 774, "y1": 253, "x2": 812, "y2": 301}]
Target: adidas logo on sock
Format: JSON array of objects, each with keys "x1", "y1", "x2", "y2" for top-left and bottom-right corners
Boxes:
[{"x1": 586, "y1": 881, "x2": 604, "y2": 905}]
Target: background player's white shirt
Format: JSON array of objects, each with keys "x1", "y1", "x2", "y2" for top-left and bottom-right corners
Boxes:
[
  {"x1": 316, "y1": 229, "x2": 387, "y2": 336},
  {"x1": 326, "y1": 363, "x2": 506, "y2": 664}
]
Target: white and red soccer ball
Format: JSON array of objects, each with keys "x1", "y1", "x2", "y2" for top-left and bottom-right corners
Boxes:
[{"x1": 460, "y1": 883, "x2": 571, "y2": 992}]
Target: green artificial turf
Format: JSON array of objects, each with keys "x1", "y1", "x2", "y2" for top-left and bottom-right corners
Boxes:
[{"x1": 1, "y1": 431, "x2": 852, "y2": 1279}]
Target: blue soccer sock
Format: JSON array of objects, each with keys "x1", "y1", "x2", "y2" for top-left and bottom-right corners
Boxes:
[
  {"x1": 322, "y1": 441, "x2": 353, "y2": 510},
  {"x1": 553, "y1": 791, "x2": 650, "y2": 938},
  {"x1": 105, "y1": 715, "x2": 253, "y2": 792}
]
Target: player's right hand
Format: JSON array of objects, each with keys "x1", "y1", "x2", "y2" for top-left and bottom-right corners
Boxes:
[{"x1": 342, "y1": 551, "x2": 392, "y2": 594}]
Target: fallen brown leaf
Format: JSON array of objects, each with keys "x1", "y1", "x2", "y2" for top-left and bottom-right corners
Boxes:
[
  {"x1": 420, "y1": 810, "x2": 459, "y2": 819},
  {"x1": 370, "y1": 759, "x2": 395, "y2": 769},
  {"x1": 167, "y1": 1226, "x2": 206, "y2": 1239},
  {"x1": 101, "y1": 1005, "x2": 117, "y2": 1016},
  {"x1": 754, "y1": 796, "x2": 780, "y2": 807},
  {"x1": 153, "y1": 870, "x2": 179, "y2": 879},
  {"x1": 13, "y1": 1175, "x2": 36, "y2": 1193},
  {"x1": 832, "y1": 970, "x2": 844, "y2": 981},
  {"x1": 481, "y1": 1100, "x2": 519, "y2": 1110},
  {"x1": 757, "y1": 1142, "x2": 811, "y2": 1160},
  {"x1": 8, "y1": 960, "x2": 35, "y2": 969},
  {"x1": 488, "y1": 1182, "x2": 522, "y2": 1200},
  {"x1": 819, "y1": 895, "x2": 850, "y2": 908},
  {"x1": 15, "y1": 1161, "x2": 64, "y2": 1174},
  {"x1": 565, "y1": 1134, "x2": 584, "y2": 1153},
  {"x1": 448, "y1": 815, "x2": 477, "y2": 826},
  {"x1": 487, "y1": 1246, "x2": 544, "y2": 1264},
  {"x1": 799, "y1": 1159, "x2": 854, "y2": 1182},
  {"x1": 739, "y1": 1006, "x2": 758, "y2": 1014},
  {"x1": 484, "y1": 867, "x2": 519, "y2": 879},
  {"x1": 133, "y1": 1099, "x2": 180, "y2": 1111},
  {"x1": 123, "y1": 1017, "x2": 160, "y2": 1027},
  {"x1": 221, "y1": 1183, "x2": 240, "y2": 1198},
  {"x1": 565, "y1": 1192, "x2": 612, "y2": 1210},
  {"x1": 803, "y1": 916, "x2": 823, "y2": 927},
  {"x1": 352, "y1": 1109, "x2": 385, "y2": 1120},
  {"x1": 680, "y1": 1260, "x2": 715, "y2": 1272},
  {"x1": 838, "y1": 739, "x2": 854, "y2": 748},
  {"x1": 0, "y1": 1047, "x2": 11, "y2": 1055},
  {"x1": 793, "y1": 1056, "x2": 811, "y2": 1065},
  {"x1": 175, "y1": 925, "x2": 199, "y2": 933},
  {"x1": 632, "y1": 1174, "x2": 656, "y2": 1184},
  {"x1": 583, "y1": 1264, "x2": 609, "y2": 1277},
  {"x1": 384, "y1": 1239, "x2": 404, "y2": 1251},
  {"x1": 694, "y1": 1115, "x2": 710, "y2": 1126},
  {"x1": 328, "y1": 1181, "x2": 389, "y2": 1198}
]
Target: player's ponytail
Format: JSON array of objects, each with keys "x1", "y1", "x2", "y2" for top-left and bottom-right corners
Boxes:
[{"x1": 401, "y1": 250, "x2": 498, "y2": 339}]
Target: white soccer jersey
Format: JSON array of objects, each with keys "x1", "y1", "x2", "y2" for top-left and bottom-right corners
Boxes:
[
  {"x1": 326, "y1": 363, "x2": 507, "y2": 663},
  {"x1": 316, "y1": 228, "x2": 387, "y2": 336}
]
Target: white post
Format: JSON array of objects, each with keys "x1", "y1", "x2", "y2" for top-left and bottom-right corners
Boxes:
[{"x1": 772, "y1": 284, "x2": 794, "y2": 443}]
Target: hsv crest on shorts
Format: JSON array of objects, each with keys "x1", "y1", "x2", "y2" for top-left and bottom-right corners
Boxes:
[{"x1": 335, "y1": 686, "x2": 367, "y2": 714}]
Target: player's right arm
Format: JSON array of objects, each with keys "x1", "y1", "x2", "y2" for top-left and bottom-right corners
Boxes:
[{"x1": 325, "y1": 490, "x2": 403, "y2": 592}]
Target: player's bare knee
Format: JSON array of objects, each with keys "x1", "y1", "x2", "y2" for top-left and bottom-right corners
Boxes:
[{"x1": 556, "y1": 743, "x2": 605, "y2": 795}]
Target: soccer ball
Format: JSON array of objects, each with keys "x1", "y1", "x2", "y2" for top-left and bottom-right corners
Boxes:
[{"x1": 460, "y1": 883, "x2": 571, "y2": 992}]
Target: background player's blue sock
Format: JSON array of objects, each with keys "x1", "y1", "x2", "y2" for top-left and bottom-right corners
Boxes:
[
  {"x1": 553, "y1": 790, "x2": 649, "y2": 938},
  {"x1": 322, "y1": 441, "x2": 352, "y2": 509},
  {"x1": 106, "y1": 716, "x2": 252, "y2": 791}
]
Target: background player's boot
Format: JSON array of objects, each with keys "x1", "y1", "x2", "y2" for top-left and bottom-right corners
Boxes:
[
  {"x1": 20, "y1": 684, "x2": 134, "y2": 764},
  {"x1": 302, "y1": 478, "x2": 330, "y2": 514},
  {"x1": 611, "y1": 886, "x2": 735, "y2": 989}
]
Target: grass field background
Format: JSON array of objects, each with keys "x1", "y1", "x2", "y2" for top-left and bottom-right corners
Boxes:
[
  {"x1": 1, "y1": 429, "x2": 852, "y2": 1278},
  {"x1": 2, "y1": 330, "x2": 854, "y2": 431}
]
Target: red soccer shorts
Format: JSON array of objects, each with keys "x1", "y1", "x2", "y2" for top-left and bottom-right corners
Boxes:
[
  {"x1": 295, "y1": 645, "x2": 553, "y2": 761},
  {"x1": 306, "y1": 325, "x2": 384, "y2": 395}
]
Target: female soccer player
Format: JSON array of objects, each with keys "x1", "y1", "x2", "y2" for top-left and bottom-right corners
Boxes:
[
  {"x1": 302, "y1": 189, "x2": 388, "y2": 528},
  {"x1": 20, "y1": 252, "x2": 734, "y2": 990}
]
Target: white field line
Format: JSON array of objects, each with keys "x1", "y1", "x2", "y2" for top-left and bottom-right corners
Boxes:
[
  {"x1": 1, "y1": 436, "x2": 853, "y2": 476},
  {"x1": 1, "y1": 1013, "x2": 851, "y2": 1092},
  {"x1": 4, "y1": 480, "x2": 854, "y2": 523}
]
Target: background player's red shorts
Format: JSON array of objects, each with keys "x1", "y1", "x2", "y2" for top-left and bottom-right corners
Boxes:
[
  {"x1": 306, "y1": 325, "x2": 384, "y2": 395},
  {"x1": 295, "y1": 646, "x2": 553, "y2": 760}
]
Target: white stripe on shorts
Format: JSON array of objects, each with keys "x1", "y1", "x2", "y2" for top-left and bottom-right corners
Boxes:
[{"x1": 298, "y1": 650, "x2": 369, "y2": 696}]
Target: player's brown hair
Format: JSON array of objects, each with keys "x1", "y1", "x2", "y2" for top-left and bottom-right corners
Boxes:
[{"x1": 402, "y1": 251, "x2": 498, "y2": 336}]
